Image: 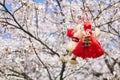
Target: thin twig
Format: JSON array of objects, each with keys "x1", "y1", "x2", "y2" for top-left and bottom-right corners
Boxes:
[
  {"x1": 29, "y1": 38, "x2": 53, "y2": 80},
  {"x1": 93, "y1": 1, "x2": 120, "y2": 21},
  {"x1": 3, "y1": 0, "x2": 5, "y2": 5},
  {"x1": 0, "y1": 20, "x2": 20, "y2": 29},
  {"x1": 86, "y1": 6, "x2": 97, "y2": 27},
  {"x1": 13, "y1": 4, "x2": 23, "y2": 15},
  {"x1": 98, "y1": 18, "x2": 120, "y2": 27},
  {"x1": 70, "y1": 3, "x2": 75, "y2": 23},
  {"x1": 63, "y1": 62, "x2": 87, "y2": 79},
  {"x1": 56, "y1": 0, "x2": 64, "y2": 16},
  {"x1": 8, "y1": 68, "x2": 32, "y2": 80}
]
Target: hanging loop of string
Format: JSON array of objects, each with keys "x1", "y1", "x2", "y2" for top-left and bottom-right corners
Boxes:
[{"x1": 76, "y1": 8, "x2": 91, "y2": 25}]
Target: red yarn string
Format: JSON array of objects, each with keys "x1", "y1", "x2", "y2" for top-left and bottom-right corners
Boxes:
[{"x1": 76, "y1": 9, "x2": 91, "y2": 25}]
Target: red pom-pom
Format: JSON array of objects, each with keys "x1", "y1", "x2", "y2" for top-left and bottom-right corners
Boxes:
[
  {"x1": 84, "y1": 22, "x2": 92, "y2": 31},
  {"x1": 67, "y1": 28, "x2": 74, "y2": 38}
]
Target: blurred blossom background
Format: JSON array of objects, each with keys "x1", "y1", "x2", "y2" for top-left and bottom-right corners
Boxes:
[{"x1": 0, "y1": 0, "x2": 120, "y2": 80}]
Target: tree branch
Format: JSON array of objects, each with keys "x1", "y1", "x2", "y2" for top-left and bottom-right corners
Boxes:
[
  {"x1": 104, "y1": 52, "x2": 118, "y2": 75},
  {"x1": 8, "y1": 68, "x2": 32, "y2": 80},
  {"x1": 13, "y1": 3, "x2": 23, "y2": 15},
  {"x1": 98, "y1": 18, "x2": 120, "y2": 28},
  {"x1": 59, "y1": 62, "x2": 66, "y2": 80},
  {"x1": 56, "y1": 0, "x2": 64, "y2": 16},
  {"x1": 93, "y1": 1, "x2": 120, "y2": 21},
  {"x1": 70, "y1": 3, "x2": 75, "y2": 23},
  {"x1": 3, "y1": 0, "x2": 5, "y2": 5},
  {"x1": 63, "y1": 62, "x2": 87, "y2": 79},
  {"x1": 29, "y1": 38, "x2": 53, "y2": 80},
  {"x1": 0, "y1": 3, "x2": 60, "y2": 57}
]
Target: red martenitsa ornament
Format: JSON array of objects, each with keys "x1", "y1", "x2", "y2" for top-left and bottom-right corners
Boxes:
[
  {"x1": 72, "y1": 22, "x2": 104, "y2": 59},
  {"x1": 62, "y1": 22, "x2": 104, "y2": 64}
]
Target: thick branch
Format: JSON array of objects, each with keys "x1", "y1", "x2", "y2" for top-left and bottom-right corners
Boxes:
[
  {"x1": 59, "y1": 62, "x2": 66, "y2": 80},
  {"x1": 104, "y1": 59, "x2": 114, "y2": 74},
  {"x1": 104, "y1": 52, "x2": 118, "y2": 75}
]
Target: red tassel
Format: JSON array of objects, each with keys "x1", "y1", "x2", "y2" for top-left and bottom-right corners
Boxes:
[{"x1": 72, "y1": 36, "x2": 104, "y2": 59}]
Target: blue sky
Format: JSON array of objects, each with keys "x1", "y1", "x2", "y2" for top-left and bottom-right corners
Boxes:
[
  {"x1": 68, "y1": 0, "x2": 73, "y2": 2},
  {"x1": 6, "y1": 4, "x2": 12, "y2": 11},
  {"x1": 35, "y1": 0, "x2": 45, "y2": 3}
]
